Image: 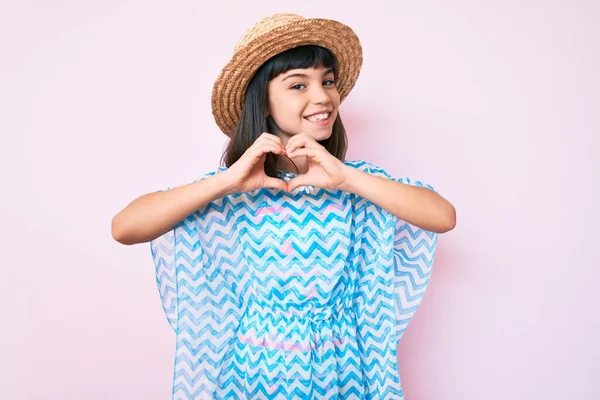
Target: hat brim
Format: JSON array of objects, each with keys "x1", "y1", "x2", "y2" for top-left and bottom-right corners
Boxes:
[{"x1": 211, "y1": 18, "x2": 363, "y2": 136}]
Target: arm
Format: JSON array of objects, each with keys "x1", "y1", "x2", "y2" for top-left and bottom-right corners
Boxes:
[
  {"x1": 340, "y1": 166, "x2": 456, "y2": 234},
  {"x1": 111, "y1": 172, "x2": 237, "y2": 245}
]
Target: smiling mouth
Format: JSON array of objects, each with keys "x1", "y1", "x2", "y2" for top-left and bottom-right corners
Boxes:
[{"x1": 304, "y1": 112, "x2": 331, "y2": 122}]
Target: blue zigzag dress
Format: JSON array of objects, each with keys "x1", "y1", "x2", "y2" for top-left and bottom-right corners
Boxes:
[{"x1": 150, "y1": 159, "x2": 439, "y2": 399}]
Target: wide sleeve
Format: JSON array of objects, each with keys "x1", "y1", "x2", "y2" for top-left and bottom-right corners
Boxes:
[
  {"x1": 149, "y1": 167, "x2": 225, "y2": 332},
  {"x1": 351, "y1": 160, "x2": 439, "y2": 342},
  {"x1": 391, "y1": 207, "x2": 438, "y2": 341}
]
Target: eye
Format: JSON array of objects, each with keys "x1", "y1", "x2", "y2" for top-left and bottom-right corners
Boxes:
[
  {"x1": 291, "y1": 84, "x2": 306, "y2": 90},
  {"x1": 323, "y1": 80, "x2": 335, "y2": 86}
]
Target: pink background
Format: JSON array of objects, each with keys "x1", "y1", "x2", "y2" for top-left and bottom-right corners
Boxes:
[{"x1": 3, "y1": 1, "x2": 598, "y2": 399}]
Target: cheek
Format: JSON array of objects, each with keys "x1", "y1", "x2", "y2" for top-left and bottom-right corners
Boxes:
[
  {"x1": 273, "y1": 102, "x2": 305, "y2": 121},
  {"x1": 332, "y1": 91, "x2": 341, "y2": 106}
]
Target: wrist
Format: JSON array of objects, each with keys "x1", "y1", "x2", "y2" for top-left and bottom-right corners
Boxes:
[
  {"x1": 338, "y1": 165, "x2": 361, "y2": 193},
  {"x1": 216, "y1": 170, "x2": 240, "y2": 196}
]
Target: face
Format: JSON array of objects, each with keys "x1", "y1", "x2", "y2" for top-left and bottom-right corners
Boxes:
[{"x1": 266, "y1": 66, "x2": 340, "y2": 142}]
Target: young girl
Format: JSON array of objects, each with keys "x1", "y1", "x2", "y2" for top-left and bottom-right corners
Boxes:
[{"x1": 112, "y1": 13, "x2": 455, "y2": 400}]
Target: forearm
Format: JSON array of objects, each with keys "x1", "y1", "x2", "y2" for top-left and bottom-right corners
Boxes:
[
  {"x1": 340, "y1": 166, "x2": 456, "y2": 233},
  {"x1": 111, "y1": 173, "x2": 236, "y2": 245}
]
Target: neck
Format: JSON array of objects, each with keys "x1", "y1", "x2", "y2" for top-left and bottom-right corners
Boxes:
[{"x1": 276, "y1": 154, "x2": 308, "y2": 174}]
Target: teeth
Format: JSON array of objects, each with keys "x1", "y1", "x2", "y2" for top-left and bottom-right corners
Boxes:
[{"x1": 306, "y1": 112, "x2": 329, "y2": 121}]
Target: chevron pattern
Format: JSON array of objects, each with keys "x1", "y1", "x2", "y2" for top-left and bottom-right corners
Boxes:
[{"x1": 150, "y1": 160, "x2": 438, "y2": 399}]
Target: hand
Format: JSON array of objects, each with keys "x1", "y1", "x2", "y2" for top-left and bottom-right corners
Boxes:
[
  {"x1": 285, "y1": 133, "x2": 349, "y2": 192},
  {"x1": 222, "y1": 132, "x2": 289, "y2": 193}
]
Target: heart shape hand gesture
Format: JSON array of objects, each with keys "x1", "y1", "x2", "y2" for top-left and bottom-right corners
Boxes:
[
  {"x1": 222, "y1": 132, "x2": 349, "y2": 194},
  {"x1": 284, "y1": 133, "x2": 348, "y2": 193}
]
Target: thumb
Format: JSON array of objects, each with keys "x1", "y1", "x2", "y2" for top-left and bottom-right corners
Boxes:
[
  {"x1": 264, "y1": 177, "x2": 289, "y2": 192},
  {"x1": 287, "y1": 176, "x2": 309, "y2": 192}
]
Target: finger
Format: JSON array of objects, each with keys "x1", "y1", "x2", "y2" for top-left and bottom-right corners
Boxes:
[
  {"x1": 287, "y1": 176, "x2": 310, "y2": 192},
  {"x1": 262, "y1": 143, "x2": 285, "y2": 156},
  {"x1": 259, "y1": 132, "x2": 284, "y2": 146},
  {"x1": 259, "y1": 133, "x2": 283, "y2": 145},
  {"x1": 286, "y1": 135, "x2": 322, "y2": 153},
  {"x1": 251, "y1": 143, "x2": 284, "y2": 160},
  {"x1": 254, "y1": 135, "x2": 284, "y2": 149},
  {"x1": 284, "y1": 133, "x2": 302, "y2": 151},
  {"x1": 287, "y1": 147, "x2": 324, "y2": 162},
  {"x1": 285, "y1": 133, "x2": 306, "y2": 151}
]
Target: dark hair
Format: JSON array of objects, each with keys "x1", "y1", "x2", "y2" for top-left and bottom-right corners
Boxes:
[{"x1": 221, "y1": 45, "x2": 348, "y2": 177}]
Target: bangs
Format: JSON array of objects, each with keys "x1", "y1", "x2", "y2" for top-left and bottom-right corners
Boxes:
[{"x1": 265, "y1": 45, "x2": 338, "y2": 80}]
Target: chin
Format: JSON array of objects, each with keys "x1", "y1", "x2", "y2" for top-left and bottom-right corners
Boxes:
[
  {"x1": 304, "y1": 129, "x2": 332, "y2": 141},
  {"x1": 318, "y1": 130, "x2": 334, "y2": 140}
]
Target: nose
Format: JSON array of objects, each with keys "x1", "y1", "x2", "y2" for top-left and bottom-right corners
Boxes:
[{"x1": 309, "y1": 83, "x2": 332, "y2": 105}]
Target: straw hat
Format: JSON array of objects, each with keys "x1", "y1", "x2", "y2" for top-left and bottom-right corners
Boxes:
[{"x1": 211, "y1": 13, "x2": 363, "y2": 136}]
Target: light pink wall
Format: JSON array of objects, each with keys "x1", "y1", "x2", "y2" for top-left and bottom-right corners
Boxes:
[{"x1": 3, "y1": 1, "x2": 598, "y2": 399}]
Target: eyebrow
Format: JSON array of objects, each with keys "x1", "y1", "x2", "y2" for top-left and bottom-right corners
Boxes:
[{"x1": 281, "y1": 68, "x2": 334, "y2": 82}]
